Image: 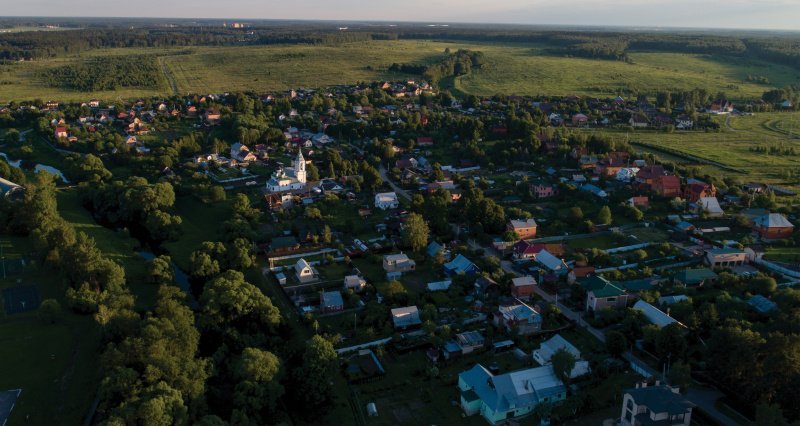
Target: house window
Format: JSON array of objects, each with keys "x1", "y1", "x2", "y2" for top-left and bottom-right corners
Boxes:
[{"x1": 607, "y1": 297, "x2": 616, "y2": 302}]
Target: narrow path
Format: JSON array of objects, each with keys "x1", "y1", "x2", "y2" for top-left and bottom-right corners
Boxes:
[
  {"x1": 158, "y1": 57, "x2": 179, "y2": 95},
  {"x1": 378, "y1": 165, "x2": 411, "y2": 201},
  {"x1": 724, "y1": 115, "x2": 738, "y2": 132}
]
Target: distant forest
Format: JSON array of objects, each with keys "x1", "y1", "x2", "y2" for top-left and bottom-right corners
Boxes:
[{"x1": 1, "y1": 24, "x2": 800, "y2": 71}]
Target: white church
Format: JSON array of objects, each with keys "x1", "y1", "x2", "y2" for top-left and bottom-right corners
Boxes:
[{"x1": 266, "y1": 149, "x2": 308, "y2": 193}]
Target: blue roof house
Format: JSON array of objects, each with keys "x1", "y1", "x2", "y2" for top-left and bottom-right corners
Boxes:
[
  {"x1": 444, "y1": 254, "x2": 480, "y2": 276},
  {"x1": 458, "y1": 364, "x2": 566, "y2": 424}
]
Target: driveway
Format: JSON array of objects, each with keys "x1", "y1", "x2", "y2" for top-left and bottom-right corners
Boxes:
[{"x1": 378, "y1": 165, "x2": 411, "y2": 201}]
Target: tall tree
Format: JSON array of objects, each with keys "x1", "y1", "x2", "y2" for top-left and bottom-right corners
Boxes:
[{"x1": 402, "y1": 213, "x2": 429, "y2": 252}]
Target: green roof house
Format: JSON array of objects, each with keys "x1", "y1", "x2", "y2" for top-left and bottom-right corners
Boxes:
[
  {"x1": 674, "y1": 268, "x2": 718, "y2": 287},
  {"x1": 582, "y1": 275, "x2": 630, "y2": 313}
]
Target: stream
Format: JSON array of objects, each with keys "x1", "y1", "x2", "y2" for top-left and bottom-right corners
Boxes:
[
  {"x1": 0, "y1": 152, "x2": 70, "y2": 183},
  {"x1": 137, "y1": 251, "x2": 198, "y2": 308}
]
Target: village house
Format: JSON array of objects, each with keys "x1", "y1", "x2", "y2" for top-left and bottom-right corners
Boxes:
[
  {"x1": 294, "y1": 258, "x2": 319, "y2": 283},
  {"x1": 752, "y1": 213, "x2": 794, "y2": 240},
  {"x1": 652, "y1": 175, "x2": 681, "y2": 198},
  {"x1": 319, "y1": 290, "x2": 344, "y2": 313},
  {"x1": 683, "y1": 180, "x2": 716, "y2": 203},
  {"x1": 54, "y1": 126, "x2": 68, "y2": 139},
  {"x1": 627, "y1": 196, "x2": 650, "y2": 208},
  {"x1": 374, "y1": 192, "x2": 399, "y2": 210},
  {"x1": 204, "y1": 108, "x2": 221, "y2": 123},
  {"x1": 512, "y1": 241, "x2": 565, "y2": 261},
  {"x1": 530, "y1": 181, "x2": 558, "y2": 199},
  {"x1": 582, "y1": 275, "x2": 630, "y2": 313},
  {"x1": 633, "y1": 300, "x2": 680, "y2": 329},
  {"x1": 635, "y1": 165, "x2": 666, "y2": 187},
  {"x1": 458, "y1": 364, "x2": 566, "y2": 425},
  {"x1": 383, "y1": 253, "x2": 416, "y2": 279},
  {"x1": 708, "y1": 99, "x2": 734, "y2": 114},
  {"x1": 474, "y1": 276, "x2": 501, "y2": 299},
  {"x1": 620, "y1": 382, "x2": 694, "y2": 426},
  {"x1": 705, "y1": 247, "x2": 748, "y2": 268},
  {"x1": 507, "y1": 218, "x2": 537, "y2": 240},
  {"x1": 533, "y1": 334, "x2": 582, "y2": 366},
  {"x1": 391, "y1": 306, "x2": 421, "y2": 330},
  {"x1": 697, "y1": 196, "x2": 724, "y2": 217},
  {"x1": 444, "y1": 330, "x2": 486, "y2": 360},
  {"x1": 343, "y1": 275, "x2": 367, "y2": 292},
  {"x1": 511, "y1": 276, "x2": 537, "y2": 300},
  {"x1": 493, "y1": 302, "x2": 543, "y2": 335},
  {"x1": 629, "y1": 113, "x2": 649, "y2": 128},
  {"x1": 444, "y1": 254, "x2": 480, "y2": 276},
  {"x1": 535, "y1": 249, "x2": 569, "y2": 275},
  {"x1": 230, "y1": 143, "x2": 257, "y2": 163}
]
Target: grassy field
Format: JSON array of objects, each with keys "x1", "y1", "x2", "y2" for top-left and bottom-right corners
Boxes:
[
  {"x1": 0, "y1": 236, "x2": 101, "y2": 426},
  {"x1": 162, "y1": 195, "x2": 232, "y2": 270},
  {"x1": 591, "y1": 112, "x2": 800, "y2": 184},
  {"x1": 2, "y1": 40, "x2": 798, "y2": 102}
]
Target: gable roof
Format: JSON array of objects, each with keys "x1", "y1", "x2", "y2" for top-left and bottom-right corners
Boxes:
[
  {"x1": 754, "y1": 213, "x2": 794, "y2": 229},
  {"x1": 512, "y1": 276, "x2": 537, "y2": 288},
  {"x1": 321, "y1": 291, "x2": 344, "y2": 308},
  {"x1": 633, "y1": 300, "x2": 680, "y2": 328},
  {"x1": 582, "y1": 275, "x2": 626, "y2": 298},
  {"x1": 444, "y1": 254, "x2": 479, "y2": 274},
  {"x1": 625, "y1": 385, "x2": 694, "y2": 415},
  {"x1": 536, "y1": 250, "x2": 567, "y2": 271},
  {"x1": 509, "y1": 218, "x2": 537, "y2": 229},
  {"x1": 698, "y1": 197, "x2": 723, "y2": 214},
  {"x1": 391, "y1": 306, "x2": 421, "y2": 328},
  {"x1": 537, "y1": 334, "x2": 581, "y2": 362},
  {"x1": 459, "y1": 364, "x2": 565, "y2": 415}
]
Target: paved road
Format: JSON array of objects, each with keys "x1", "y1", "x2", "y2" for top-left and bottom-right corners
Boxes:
[
  {"x1": 496, "y1": 252, "x2": 742, "y2": 425},
  {"x1": 378, "y1": 165, "x2": 411, "y2": 201}
]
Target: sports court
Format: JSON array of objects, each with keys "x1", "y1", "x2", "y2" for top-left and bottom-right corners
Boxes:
[
  {"x1": 0, "y1": 389, "x2": 21, "y2": 426},
  {"x1": 2, "y1": 285, "x2": 40, "y2": 314}
]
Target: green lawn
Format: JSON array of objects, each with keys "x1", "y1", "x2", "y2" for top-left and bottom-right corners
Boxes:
[
  {"x1": 568, "y1": 234, "x2": 626, "y2": 250},
  {"x1": 0, "y1": 315, "x2": 101, "y2": 425},
  {"x1": 162, "y1": 196, "x2": 232, "y2": 271},
  {"x1": 764, "y1": 246, "x2": 800, "y2": 263},
  {"x1": 0, "y1": 237, "x2": 101, "y2": 425}
]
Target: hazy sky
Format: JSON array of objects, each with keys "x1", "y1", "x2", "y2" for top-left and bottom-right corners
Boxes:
[{"x1": 6, "y1": 0, "x2": 800, "y2": 31}]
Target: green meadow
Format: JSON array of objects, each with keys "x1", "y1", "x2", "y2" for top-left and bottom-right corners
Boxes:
[{"x1": 1, "y1": 40, "x2": 797, "y2": 101}]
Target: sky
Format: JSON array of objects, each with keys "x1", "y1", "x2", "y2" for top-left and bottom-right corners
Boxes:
[{"x1": 5, "y1": 0, "x2": 800, "y2": 31}]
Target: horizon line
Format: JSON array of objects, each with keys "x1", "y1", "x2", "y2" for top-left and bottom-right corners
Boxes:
[{"x1": 1, "y1": 15, "x2": 799, "y2": 34}]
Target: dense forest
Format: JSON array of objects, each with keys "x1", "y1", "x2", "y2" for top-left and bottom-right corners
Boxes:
[{"x1": 40, "y1": 55, "x2": 163, "y2": 91}]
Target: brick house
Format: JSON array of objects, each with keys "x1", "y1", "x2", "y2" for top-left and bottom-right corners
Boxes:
[
  {"x1": 511, "y1": 276, "x2": 537, "y2": 300},
  {"x1": 507, "y1": 219, "x2": 537, "y2": 240},
  {"x1": 652, "y1": 175, "x2": 681, "y2": 198},
  {"x1": 752, "y1": 213, "x2": 794, "y2": 240}
]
